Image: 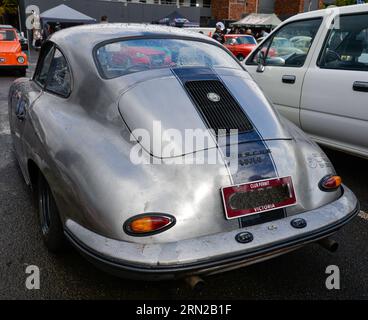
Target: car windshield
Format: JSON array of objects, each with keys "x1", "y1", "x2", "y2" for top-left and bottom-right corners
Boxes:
[
  {"x1": 96, "y1": 38, "x2": 242, "y2": 79},
  {"x1": 0, "y1": 30, "x2": 16, "y2": 41},
  {"x1": 226, "y1": 36, "x2": 256, "y2": 45}
]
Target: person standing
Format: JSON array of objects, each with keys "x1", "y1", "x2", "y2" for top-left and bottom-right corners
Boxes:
[{"x1": 212, "y1": 22, "x2": 226, "y2": 44}]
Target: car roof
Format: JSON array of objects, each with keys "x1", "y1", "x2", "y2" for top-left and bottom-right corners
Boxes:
[
  {"x1": 0, "y1": 25, "x2": 13, "y2": 29},
  {"x1": 284, "y1": 3, "x2": 368, "y2": 23},
  {"x1": 0, "y1": 28, "x2": 16, "y2": 33},
  {"x1": 225, "y1": 34, "x2": 254, "y2": 37},
  {"x1": 51, "y1": 23, "x2": 218, "y2": 48}
]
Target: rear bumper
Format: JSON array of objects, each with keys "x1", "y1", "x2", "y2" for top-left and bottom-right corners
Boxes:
[{"x1": 65, "y1": 186, "x2": 359, "y2": 280}]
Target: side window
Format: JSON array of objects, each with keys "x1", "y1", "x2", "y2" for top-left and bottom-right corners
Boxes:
[
  {"x1": 250, "y1": 37, "x2": 272, "y2": 64},
  {"x1": 249, "y1": 18, "x2": 322, "y2": 67},
  {"x1": 34, "y1": 43, "x2": 55, "y2": 87},
  {"x1": 45, "y1": 49, "x2": 72, "y2": 97},
  {"x1": 319, "y1": 14, "x2": 368, "y2": 71}
]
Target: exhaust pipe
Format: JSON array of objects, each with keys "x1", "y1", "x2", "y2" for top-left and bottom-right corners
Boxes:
[
  {"x1": 318, "y1": 238, "x2": 339, "y2": 253},
  {"x1": 185, "y1": 276, "x2": 205, "y2": 292}
]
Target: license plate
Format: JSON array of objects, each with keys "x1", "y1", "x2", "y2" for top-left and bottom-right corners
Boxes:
[
  {"x1": 0, "y1": 58, "x2": 5, "y2": 63},
  {"x1": 221, "y1": 176, "x2": 296, "y2": 220}
]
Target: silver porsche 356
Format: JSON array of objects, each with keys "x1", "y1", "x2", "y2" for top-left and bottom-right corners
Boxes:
[{"x1": 8, "y1": 24, "x2": 359, "y2": 282}]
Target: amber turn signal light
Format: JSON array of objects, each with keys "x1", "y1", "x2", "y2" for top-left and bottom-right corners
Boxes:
[
  {"x1": 124, "y1": 214, "x2": 176, "y2": 236},
  {"x1": 319, "y1": 175, "x2": 342, "y2": 192}
]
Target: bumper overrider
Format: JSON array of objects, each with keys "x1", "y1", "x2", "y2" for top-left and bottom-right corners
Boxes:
[{"x1": 65, "y1": 186, "x2": 359, "y2": 280}]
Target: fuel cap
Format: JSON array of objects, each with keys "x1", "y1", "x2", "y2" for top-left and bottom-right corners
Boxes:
[
  {"x1": 291, "y1": 218, "x2": 307, "y2": 229},
  {"x1": 235, "y1": 231, "x2": 254, "y2": 244}
]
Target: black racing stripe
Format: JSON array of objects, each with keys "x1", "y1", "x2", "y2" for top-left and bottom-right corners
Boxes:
[{"x1": 172, "y1": 67, "x2": 282, "y2": 227}]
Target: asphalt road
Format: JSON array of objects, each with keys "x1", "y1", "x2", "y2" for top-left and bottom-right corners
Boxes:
[{"x1": 0, "y1": 55, "x2": 367, "y2": 300}]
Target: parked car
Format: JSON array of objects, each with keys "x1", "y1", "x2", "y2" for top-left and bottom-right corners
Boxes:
[
  {"x1": 0, "y1": 27, "x2": 28, "y2": 76},
  {"x1": 8, "y1": 24, "x2": 358, "y2": 281},
  {"x1": 109, "y1": 45, "x2": 172, "y2": 73},
  {"x1": 0, "y1": 25, "x2": 28, "y2": 51},
  {"x1": 224, "y1": 34, "x2": 257, "y2": 61},
  {"x1": 290, "y1": 36, "x2": 312, "y2": 53},
  {"x1": 245, "y1": 4, "x2": 368, "y2": 159}
]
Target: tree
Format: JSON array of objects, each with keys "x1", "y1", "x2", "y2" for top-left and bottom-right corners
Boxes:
[
  {"x1": 335, "y1": 0, "x2": 367, "y2": 6},
  {"x1": 0, "y1": 0, "x2": 18, "y2": 23}
]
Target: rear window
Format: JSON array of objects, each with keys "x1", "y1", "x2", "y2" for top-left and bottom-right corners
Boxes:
[
  {"x1": 95, "y1": 38, "x2": 242, "y2": 79},
  {"x1": 0, "y1": 30, "x2": 16, "y2": 41}
]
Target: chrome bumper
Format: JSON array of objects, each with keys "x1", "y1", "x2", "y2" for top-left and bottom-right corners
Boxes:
[{"x1": 65, "y1": 186, "x2": 359, "y2": 280}]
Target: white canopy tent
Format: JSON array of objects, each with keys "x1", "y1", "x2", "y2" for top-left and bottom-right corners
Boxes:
[{"x1": 231, "y1": 13, "x2": 282, "y2": 29}]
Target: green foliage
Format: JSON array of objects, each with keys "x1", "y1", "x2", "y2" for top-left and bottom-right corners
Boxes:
[
  {"x1": 0, "y1": 0, "x2": 18, "y2": 17},
  {"x1": 335, "y1": 0, "x2": 367, "y2": 6}
]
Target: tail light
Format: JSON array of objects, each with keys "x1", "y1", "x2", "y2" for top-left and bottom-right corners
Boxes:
[
  {"x1": 124, "y1": 214, "x2": 175, "y2": 236},
  {"x1": 319, "y1": 175, "x2": 342, "y2": 192}
]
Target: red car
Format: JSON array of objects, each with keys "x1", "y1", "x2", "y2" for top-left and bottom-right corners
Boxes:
[
  {"x1": 224, "y1": 35, "x2": 257, "y2": 61},
  {"x1": 111, "y1": 46, "x2": 172, "y2": 69}
]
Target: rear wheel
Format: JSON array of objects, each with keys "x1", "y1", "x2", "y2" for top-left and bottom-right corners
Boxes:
[{"x1": 37, "y1": 174, "x2": 66, "y2": 252}]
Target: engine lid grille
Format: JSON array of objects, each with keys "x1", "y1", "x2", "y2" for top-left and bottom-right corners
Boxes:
[{"x1": 184, "y1": 80, "x2": 253, "y2": 135}]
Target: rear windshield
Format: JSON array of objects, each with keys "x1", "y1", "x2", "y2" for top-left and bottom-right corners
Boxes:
[
  {"x1": 0, "y1": 30, "x2": 16, "y2": 41},
  {"x1": 95, "y1": 38, "x2": 242, "y2": 79}
]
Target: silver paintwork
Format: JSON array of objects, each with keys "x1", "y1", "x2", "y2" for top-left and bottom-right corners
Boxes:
[
  {"x1": 8, "y1": 24, "x2": 358, "y2": 278},
  {"x1": 65, "y1": 185, "x2": 357, "y2": 279}
]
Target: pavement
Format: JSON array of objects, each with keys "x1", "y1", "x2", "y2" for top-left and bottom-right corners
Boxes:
[{"x1": 0, "y1": 53, "x2": 367, "y2": 300}]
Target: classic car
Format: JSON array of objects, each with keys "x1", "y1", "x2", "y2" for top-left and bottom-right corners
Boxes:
[
  {"x1": 245, "y1": 4, "x2": 368, "y2": 159},
  {"x1": 0, "y1": 27, "x2": 28, "y2": 76},
  {"x1": 224, "y1": 34, "x2": 257, "y2": 61},
  {"x1": 8, "y1": 24, "x2": 359, "y2": 282},
  {"x1": 0, "y1": 25, "x2": 28, "y2": 51}
]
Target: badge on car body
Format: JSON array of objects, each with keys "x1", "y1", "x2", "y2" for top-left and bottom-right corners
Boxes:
[
  {"x1": 291, "y1": 218, "x2": 307, "y2": 229},
  {"x1": 235, "y1": 231, "x2": 254, "y2": 244},
  {"x1": 207, "y1": 92, "x2": 220, "y2": 102}
]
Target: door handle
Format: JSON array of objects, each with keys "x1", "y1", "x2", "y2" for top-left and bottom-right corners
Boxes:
[
  {"x1": 282, "y1": 75, "x2": 296, "y2": 84},
  {"x1": 353, "y1": 81, "x2": 368, "y2": 92}
]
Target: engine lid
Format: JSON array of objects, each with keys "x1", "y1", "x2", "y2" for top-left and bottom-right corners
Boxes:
[{"x1": 118, "y1": 67, "x2": 292, "y2": 158}]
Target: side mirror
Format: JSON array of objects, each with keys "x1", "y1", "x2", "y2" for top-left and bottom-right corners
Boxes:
[{"x1": 257, "y1": 51, "x2": 266, "y2": 73}]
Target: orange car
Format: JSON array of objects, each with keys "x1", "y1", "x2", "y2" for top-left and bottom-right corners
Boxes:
[{"x1": 0, "y1": 28, "x2": 28, "y2": 76}]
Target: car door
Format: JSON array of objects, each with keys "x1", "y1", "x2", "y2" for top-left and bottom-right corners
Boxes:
[
  {"x1": 21, "y1": 44, "x2": 72, "y2": 157},
  {"x1": 245, "y1": 18, "x2": 323, "y2": 126},
  {"x1": 9, "y1": 42, "x2": 54, "y2": 171},
  {"x1": 301, "y1": 12, "x2": 368, "y2": 157}
]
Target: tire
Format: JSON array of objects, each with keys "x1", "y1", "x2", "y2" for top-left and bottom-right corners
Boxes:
[
  {"x1": 37, "y1": 174, "x2": 66, "y2": 252},
  {"x1": 237, "y1": 54, "x2": 245, "y2": 62},
  {"x1": 16, "y1": 69, "x2": 26, "y2": 77}
]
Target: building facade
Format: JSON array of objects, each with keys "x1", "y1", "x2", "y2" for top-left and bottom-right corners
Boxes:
[
  {"x1": 211, "y1": 0, "x2": 325, "y2": 22},
  {"x1": 17, "y1": 0, "x2": 328, "y2": 34},
  {"x1": 18, "y1": 0, "x2": 212, "y2": 33}
]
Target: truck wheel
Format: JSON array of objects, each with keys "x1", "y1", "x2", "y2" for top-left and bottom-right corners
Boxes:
[
  {"x1": 37, "y1": 174, "x2": 66, "y2": 253},
  {"x1": 237, "y1": 54, "x2": 245, "y2": 61}
]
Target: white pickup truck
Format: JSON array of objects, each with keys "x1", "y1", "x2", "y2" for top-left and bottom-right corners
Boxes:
[{"x1": 245, "y1": 4, "x2": 368, "y2": 159}]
